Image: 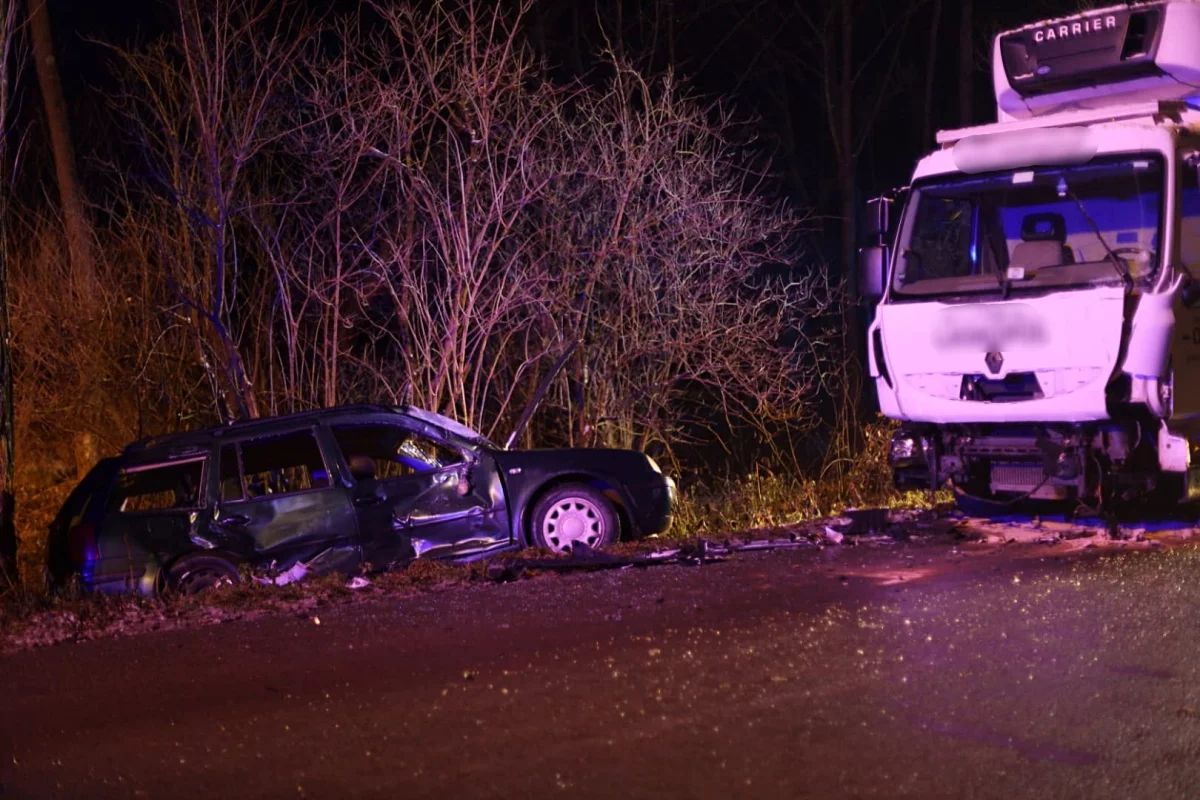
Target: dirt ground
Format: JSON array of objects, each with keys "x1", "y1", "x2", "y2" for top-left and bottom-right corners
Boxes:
[{"x1": 5, "y1": 510, "x2": 1200, "y2": 798}]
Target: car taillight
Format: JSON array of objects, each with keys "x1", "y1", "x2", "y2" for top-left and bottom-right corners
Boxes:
[{"x1": 67, "y1": 522, "x2": 98, "y2": 578}]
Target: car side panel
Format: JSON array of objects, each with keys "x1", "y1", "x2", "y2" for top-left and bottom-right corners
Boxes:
[{"x1": 489, "y1": 449, "x2": 674, "y2": 543}]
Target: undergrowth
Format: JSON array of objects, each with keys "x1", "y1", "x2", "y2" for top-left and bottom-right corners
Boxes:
[{"x1": 667, "y1": 419, "x2": 949, "y2": 540}]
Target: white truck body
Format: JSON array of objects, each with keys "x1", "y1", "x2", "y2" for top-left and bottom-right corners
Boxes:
[{"x1": 868, "y1": 1, "x2": 1200, "y2": 507}]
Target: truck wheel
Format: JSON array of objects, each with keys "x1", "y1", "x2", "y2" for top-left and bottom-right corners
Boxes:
[
  {"x1": 530, "y1": 484, "x2": 619, "y2": 553},
  {"x1": 166, "y1": 554, "x2": 241, "y2": 596}
]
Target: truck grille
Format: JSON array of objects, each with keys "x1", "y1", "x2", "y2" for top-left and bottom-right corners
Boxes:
[{"x1": 990, "y1": 462, "x2": 1046, "y2": 493}]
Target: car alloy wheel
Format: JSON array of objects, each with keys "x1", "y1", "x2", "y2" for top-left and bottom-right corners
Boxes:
[{"x1": 531, "y1": 484, "x2": 619, "y2": 553}]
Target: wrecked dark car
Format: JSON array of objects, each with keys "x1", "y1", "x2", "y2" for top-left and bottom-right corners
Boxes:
[{"x1": 46, "y1": 404, "x2": 676, "y2": 595}]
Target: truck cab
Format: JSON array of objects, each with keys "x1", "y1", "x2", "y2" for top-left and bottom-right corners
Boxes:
[{"x1": 861, "y1": 1, "x2": 1200, "y2": 511}]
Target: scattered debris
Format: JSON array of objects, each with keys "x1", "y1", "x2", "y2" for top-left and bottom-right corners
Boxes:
[
  {"x1": 822, "y1": 527, "x2": 845, "y2": 545},
  {"x1": 256, "y1": 561, "x2": 310, "y2": 587},
  {"x1": 253, "y1": 547, "x2": 361, "y2": 587},
  {"x1": 346, "y1": 576, "x2": 371, "y2": 590}
]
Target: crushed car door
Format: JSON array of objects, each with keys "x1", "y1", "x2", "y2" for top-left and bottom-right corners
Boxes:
[
  {"x1": 211, "y1": 429, "x2": 360, "y2": 565},
  {"x1": 93, "y1": 454, "x2": 211, "y2": 593},
  {"x1": 329, "y1": 422, "x2": 509, "y2": 560}
]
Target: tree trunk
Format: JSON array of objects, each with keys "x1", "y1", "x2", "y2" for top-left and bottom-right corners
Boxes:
[
  {"x1": 921, "y1": 0, "x2": 943, "y2": 147},
  {"x1": 839, "y1": 0, "x2": 859, "y2": 366},
  {"x1": 0, "y1": 0, "x2": 18, "y2": 584},
  {"x1": 28, "y1": 0, "x2": 93, "y2": 294},
  {"x1": 30, "y1": 0, "x2": 101, "y2": 480},
  {"x1": 958, "y1": 0, "x2": 974, "y2": 127}
]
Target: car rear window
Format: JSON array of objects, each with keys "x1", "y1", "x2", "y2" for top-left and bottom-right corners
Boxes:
[{"x1": 109, "y1": 458, "x2": 206, "y2": 513}]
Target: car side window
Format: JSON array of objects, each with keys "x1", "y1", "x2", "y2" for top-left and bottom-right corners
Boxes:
[
  {"x1": 228, "y1": 430, "x2": 331, "y2": 502},
  {"x1": 109, "y1": 458, "x2": 206, "y2": 514},
  {"x1": 331, "y1": 424, "x2": 462, "y2": 482}
]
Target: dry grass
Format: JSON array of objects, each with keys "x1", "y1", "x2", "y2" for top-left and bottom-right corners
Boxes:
[{"x1": 667, "y1": 420, "x2": 949, "y2": 541}]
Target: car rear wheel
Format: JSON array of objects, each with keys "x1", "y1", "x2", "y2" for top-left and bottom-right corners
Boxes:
[
  {"x1": 530, "y1": 484, "x2": 619, "y2": 553},
  {"x1": 166, "y1": 554, "x2": 241, "y2": 596}
]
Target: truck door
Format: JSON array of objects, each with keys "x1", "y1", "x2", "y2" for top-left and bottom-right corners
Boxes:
[{"x1": 1171, "y1": 159, "x2": 1200, "y2": 423}]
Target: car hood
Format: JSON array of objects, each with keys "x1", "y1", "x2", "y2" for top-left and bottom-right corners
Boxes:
[{"x1": 488, "y1": 447, "x2": 658, "y2": 479}]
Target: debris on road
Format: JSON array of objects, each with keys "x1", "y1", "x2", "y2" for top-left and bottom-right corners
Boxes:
[{"x1": 822, "y1": 527, "x2": 845, "y2": 545}]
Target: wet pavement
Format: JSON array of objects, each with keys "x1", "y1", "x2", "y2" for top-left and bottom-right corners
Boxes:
[{"x1": 5, "y1": 527, "x2": 1200, "y2": 798}]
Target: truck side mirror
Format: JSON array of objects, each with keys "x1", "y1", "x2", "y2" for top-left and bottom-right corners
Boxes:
[
  {"x1": 865, "y1": 196, "x2": 892, "y2": 239},
  {"x1": 857, "y1": 246, "x2": 888, "y2": 300}
]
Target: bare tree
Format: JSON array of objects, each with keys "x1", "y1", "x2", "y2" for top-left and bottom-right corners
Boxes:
[
  {"x1": 0, "y1": 0, "x2": 21, "y2": 583},
  {"x1": 27, "y1": 0, "x2": 93, "y2": 292},
  {"x1": 533, "y1": 57, "x2": 832, "y2": 464},
  {"x1": 958, "y1": 0, "x2": 974, "y2": 127},
  {"x1": 111, "y1": 0, "x2": 310, "y2": 421}
]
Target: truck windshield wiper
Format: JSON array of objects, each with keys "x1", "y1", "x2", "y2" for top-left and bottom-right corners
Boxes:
[
  {"x1": 1068, "y1": 190, "x2": 1134, "y2": 290},
  {"x1": 985, "y1": 235, "x2": 1010, "y2": 298}
]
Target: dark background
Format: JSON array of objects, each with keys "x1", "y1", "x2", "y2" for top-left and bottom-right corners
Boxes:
[{"x1": 22, "y1": 0, "x2": 1096, "y2": 265}]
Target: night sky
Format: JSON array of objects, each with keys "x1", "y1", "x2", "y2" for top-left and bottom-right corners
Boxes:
[{"x1": 24, "y1": 0, "x2": 1091, "y2": 259}]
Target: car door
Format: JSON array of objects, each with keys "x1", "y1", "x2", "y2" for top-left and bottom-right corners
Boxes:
[
  {"x1": 91, "y1": 452, "x2": 211, "y2": 593},
  {"x1": 211, "y1": 427, "x2": 360, "y2": 563},
  {"x1": 327, "y1": 420, "x2": 509, "y2": 561}
]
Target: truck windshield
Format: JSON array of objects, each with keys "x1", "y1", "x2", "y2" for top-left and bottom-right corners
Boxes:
[{"x1": 891, "y1": 155, "x2": 1162, "y2": 298}]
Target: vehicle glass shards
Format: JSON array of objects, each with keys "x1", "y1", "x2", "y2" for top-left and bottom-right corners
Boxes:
[
  {"x1": 110, "y1": 457, "x2": 206, "y2": 514},
  {"x1": 332, "y1": 424, "x2": 463, "y2": 481},
  {"x1": 893, "y1": 155, "x2": 1163, "y2": 298},
  {"x1": 402, "y1": 406, "x2": 494, "y2": 448}
]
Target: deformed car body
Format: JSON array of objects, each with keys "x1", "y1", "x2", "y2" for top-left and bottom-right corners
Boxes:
[{"x1": 46, "y1": 404, "x2": 675, "y2": 595}]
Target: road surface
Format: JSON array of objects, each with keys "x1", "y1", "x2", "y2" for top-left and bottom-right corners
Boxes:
[{"x1": 5, "y1": 534, "x2": 1200, "y2": 798}]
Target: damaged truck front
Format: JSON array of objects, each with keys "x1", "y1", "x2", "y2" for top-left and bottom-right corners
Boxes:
[{"x1": 862, "y1": 1, "x2": 1200, "y2": 512}]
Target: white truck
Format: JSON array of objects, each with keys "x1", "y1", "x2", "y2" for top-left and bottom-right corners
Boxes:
[{"x1": 860, "y1": 1, "x2": 1200, "y2": 513}]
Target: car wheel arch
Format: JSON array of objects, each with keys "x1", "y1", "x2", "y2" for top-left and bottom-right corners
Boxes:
[{"x1": 521, "y1": 474, "x2": 630, "y2": 547}]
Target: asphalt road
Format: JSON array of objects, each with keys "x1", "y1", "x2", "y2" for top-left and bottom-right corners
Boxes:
[{"x1": 5, "y1": 536, "x2": 1200, "y2": 799}]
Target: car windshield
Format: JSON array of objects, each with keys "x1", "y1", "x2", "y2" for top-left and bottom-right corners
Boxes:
[
  {"x1": 891, "y1": 155, "x2": 1163, "y2": 298},
  {"x1": 402, "y1": 406, "x2": 496, "y2": 448}
]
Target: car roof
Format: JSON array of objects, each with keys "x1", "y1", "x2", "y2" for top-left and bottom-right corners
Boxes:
[
  {"x1": 121, "y1": 404, "x2": 493, "y2": 461},
  {"x1": 122, "y1": 404, "x2": 398, "y2": 457}
]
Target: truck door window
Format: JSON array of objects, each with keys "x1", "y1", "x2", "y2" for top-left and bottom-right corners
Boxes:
[
  {"x1": 904, "y1": 196, "x2": 976, "y2": 282},
  {"x1": 1182, "y1": 162, "x2": 1200, "y2": 269},
  {"x1": 109, "y1": 458, "x2": 206, "y2": 513},
  {"x1": 232, "y1": 430, "x2": 330, "y2": 501},
  {"x1": 332, "y1": 424, "x2": 462, "y2": 482}
]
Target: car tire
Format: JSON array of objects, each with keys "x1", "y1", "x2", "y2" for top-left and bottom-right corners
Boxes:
[
  {"x1": 530, "y1": 484, "x2": 620, "y2": 553},
  {"x1": 166, "y1": 554, "x2": 242, "y2": 596}
]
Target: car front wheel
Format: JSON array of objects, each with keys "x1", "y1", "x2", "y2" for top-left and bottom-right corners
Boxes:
[{"x1": 530, "y1": 484, "x2": 619, "y2": 553}]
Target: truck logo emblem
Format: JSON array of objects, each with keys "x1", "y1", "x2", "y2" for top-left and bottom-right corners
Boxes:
[
  {"x1": 985, "y1": 351, "x2": 1004, "y2": 375},
  {"x1": 1032, "y1": 15, "x2": 1117, "y2": 43}
]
